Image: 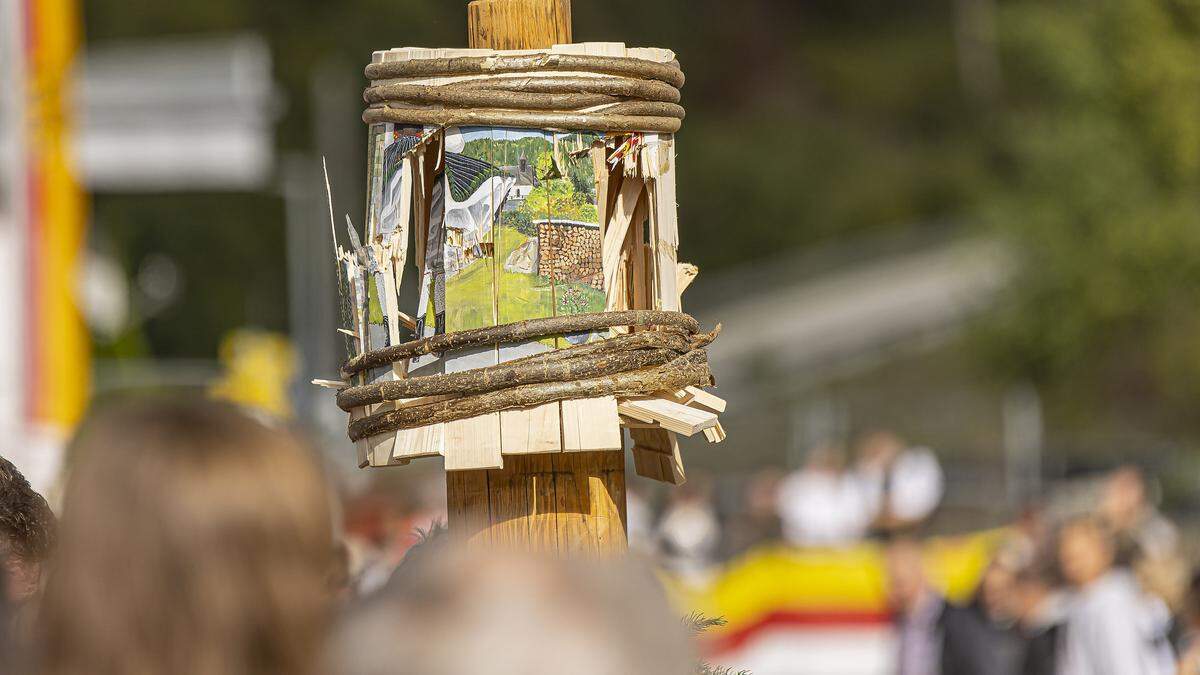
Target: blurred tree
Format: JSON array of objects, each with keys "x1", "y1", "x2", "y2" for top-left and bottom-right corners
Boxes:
[{"x1": 979, "y1": 0, "x2": 1200, "y2": 430}]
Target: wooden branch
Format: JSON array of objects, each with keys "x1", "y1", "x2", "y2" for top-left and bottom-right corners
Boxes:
[
  {"x1": 341, "y1": 309, "x2": 700, "y2": 377},
  {"x1": 338, "y1": 345, "x2": 682, "y2": 410},
  {"x1": 347, "y1": 349, "x2": 712, "y2": 441}
]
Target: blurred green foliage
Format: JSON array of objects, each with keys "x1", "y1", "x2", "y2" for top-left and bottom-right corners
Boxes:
[{"x1": 978, "y1": 0, "x2": 1200, "y2": 428}]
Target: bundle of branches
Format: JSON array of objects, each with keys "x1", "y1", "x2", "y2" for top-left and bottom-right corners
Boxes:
[
  {"x1": 338, "y1": 310, "x2": 718, "y2": 442},
  {"x1": 363, "y1": 52, "x2": 686, "y2": 133}
]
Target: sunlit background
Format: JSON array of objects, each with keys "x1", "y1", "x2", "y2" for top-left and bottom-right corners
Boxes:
[{"x1": 4, "y1": 1, "x2": 1200, "y2": 673}]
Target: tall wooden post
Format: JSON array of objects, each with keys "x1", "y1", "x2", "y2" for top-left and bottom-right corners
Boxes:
[{"x1": 445, "y1": 0, "x2": 629, "y2": 555}]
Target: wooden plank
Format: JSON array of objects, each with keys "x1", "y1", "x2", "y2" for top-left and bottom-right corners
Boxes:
[
  {"x1": 441, "y1": 124, "x2": 505, "y2": 470},
  {"x1": 602, "y1": 177, "x2": 645, "y2": 309},
  {"x1": 495, "y1": 126, "x2": 562, "y2": 455},
  {"x1": 552, "y1": 130, "x2": 621, "y2": 453},
  {"x1": 703, "y1": 422, "x2": 727, "y2": 444},
  {"x1": 617, "y1": 397, "x2": 718, "y2": 436},
  {"x1": 630, "y1": 428, "x2": 685, "y2": 485},
  {"x1": 676, "y1": 262, "x2": 698, "y2": 296},
  {"x1": 561, "y1": 395, "x2": 622, "y2": 451},
  {"x1": 668, "y1": 386, "x2": 727, "y2": 414},
  {"x1": 646, "y1": 134, "x2": 680, "y2": 311}
]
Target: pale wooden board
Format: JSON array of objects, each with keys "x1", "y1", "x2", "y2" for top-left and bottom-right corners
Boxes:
[
  {"x1": 552, "y1": 128, "x2": 620, "y2": 453},
  {"x1": 602, "y1": 178, "x2": 645, "y2": 309},
  {"x1": 645, "y1": 134, "x2": 680, "y2": 311},
  {"x1": 501, "y1": 405, "x2": 563, "y2": 454},
  {"x1": 618, "y1": 397, "x2": 718, "y2": 437},
  {"x1": 440, "y1": 123, "x2": 504, "y2": 471},
  {"x1": 668, "y1": 386, "x2": 727, "y2": 414},
  {"x1": 444, "y1": 414, "x2": 504, "y2": 470},
  {"x1": 561, "y1": 396, "x2": 623, "y2": 452},
  {"x1": 495, "y1": 127, "x2": 562, "y2": 456}
]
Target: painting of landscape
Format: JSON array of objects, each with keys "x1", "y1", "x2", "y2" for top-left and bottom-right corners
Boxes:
[{"x1": 437, "y1": 127, "x2": 606, "y2": 363}]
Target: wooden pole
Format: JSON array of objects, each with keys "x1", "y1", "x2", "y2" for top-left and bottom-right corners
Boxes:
[
  {"x1": 447, "y1": 0, "x2": 628, "y2": 555},
  {"x1": 467, "y1": 0, "x2": 572, "y2": 50}
]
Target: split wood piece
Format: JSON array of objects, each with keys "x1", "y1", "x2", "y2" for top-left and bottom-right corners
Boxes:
[
  {"x1": 342, "y1": 309, "x2": 698, "y2": 377},
  {"x1": 630, "y1": 428, "x2": 685, "y2": 485},
  {"x1": 676, "y1": 263, "x2": 698, "y2": 296},
  {"x1": 500, "y1": 404, "x2": 562, "y2": 454},
  {"x1": 556, "y1": 138, "x2": 624, "y2": 455},
  {"x1": 703, "y1": 422, "x2": 727, "y2": 444},
  {"x1": 646, "y1": 134, "x2": 680, "y2": 311},
  {"x1": 364, "y1": 53, "x2": 685, "y2": 89},
  {"x1": 617, "y1": 396, "x2": 718, "y2": 437},
  {"x1": 602, "y1": 179, "x2": 646, "y2": 310},
  {"x1": 445, "y1": 415, "x2": 504, "y2": 470},
  {"x1": 668, "y1": 385, "x2": 727, "y2": 413},
  {"x1": 561, "y1": 396, "x2": 622, "y2": 452},
  {"x1": 348, "y1": 349, "x2": 712, "y2": 441}
]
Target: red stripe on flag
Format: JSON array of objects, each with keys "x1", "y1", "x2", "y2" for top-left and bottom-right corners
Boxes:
[{"x1": 703, "y1": 609, "x2": 894, "y2": 655}]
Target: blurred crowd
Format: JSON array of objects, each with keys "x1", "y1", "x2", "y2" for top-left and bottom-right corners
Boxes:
[
  {"x1": 631, "y1": 430, "x2": 946, "y2": 582},
  {"x1": 0, "y1": 399, "x2": 700, "y2": 675},
  {"x1": 3, "y1": 401, "x2": 1200, "y2": 675},
  {"x1": 887, "y1": 464, "x2": 1197, "y2": 675}
]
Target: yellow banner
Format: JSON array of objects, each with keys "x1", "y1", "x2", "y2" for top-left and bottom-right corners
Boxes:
[{"x1": 24, "y1": 0, "x2": 88, "y2": 428}]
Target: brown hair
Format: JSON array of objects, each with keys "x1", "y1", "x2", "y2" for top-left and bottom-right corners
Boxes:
[
  {"x1": 0, "y1": 455, "x2": 55, "y2": 567},
  {"x1": 38, "y1": 399, "x2": 334, "y2": 675}
]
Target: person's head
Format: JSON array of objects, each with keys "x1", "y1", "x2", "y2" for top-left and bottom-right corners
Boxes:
[
  {"x1": 1058, "y1": 516, "x2": 1116, "y2": 588},
  {"x1": 327, "y1": 545, "x2": 696, "y2": 675},
  {"x1": 804, "y1": 443, "x2": 846, "y2": 474},
  {"x1": 1010, "y1": 556, "x2": 1059, "y2": 624},
  {"x1": 39, "y1": 398, "x2": 335, "y2": 675},
  {"x1": 0, "y1": 455, "x2": 55, "y2": 605},
  {"x1": 1099, "y1": 465, "x2": 1149, "y2": 531},
  {"x1": 977, "y1": 542, "x2": 1027, "y2": 622},
  {"x1": 885, "y1": 537, "x2": 931, "y2": 615},
  {"x1": 856, "y1": 430, "x2": 905, "y2": 468}
]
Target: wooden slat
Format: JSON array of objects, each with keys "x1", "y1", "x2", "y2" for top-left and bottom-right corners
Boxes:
[
  {"x1": 646, "y1": 134, "x2": 680, "y2": 311},
  {"x1": 561, "y1": 395, "x2": 622, "y2": 451},
  {"x1": 630, "y1": 428, "x2": 685, "y2": 485},
  {"x1": 617, "y1": 396, "x2": 718, "y2": 436},
  {"x1": 495, "y1": 127, "x2": 562, "y2": 456}
]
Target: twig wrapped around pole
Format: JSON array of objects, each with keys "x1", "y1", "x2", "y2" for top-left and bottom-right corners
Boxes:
[
  {"x1": 341, "y1": 309, "x2": 700, "y2": 378},
  {"x1": 364, "y1": 53, "x2": 685, "y2": 88},
  {"x1": 337, "y1": 327, "x2": 713, "y2": 410},
  {"x1": 363, "y1": 51, "x2": 685, "y2": 133},
  {"x1": 348, "y1": 349, "x2": 713, "y2": 441}
]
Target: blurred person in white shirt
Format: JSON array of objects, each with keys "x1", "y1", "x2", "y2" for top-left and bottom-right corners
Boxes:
[
  {"x1": 1056, "y1": 516, "x2": 1175, "y2": 675},
  {"x1": 776, "y1": 444, "x2": 873, "y2": 546},
  {"x1": 855, "y1": 431, "x2": 945, "y2": 533}
]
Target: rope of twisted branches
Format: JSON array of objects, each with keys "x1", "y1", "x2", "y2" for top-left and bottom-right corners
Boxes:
[
  {"x1": 363, "y1": 52, "x2": 685, "y2": 133},
  {"x1": 340, "y1": 311, "x2": 718, "y2": 442}
]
